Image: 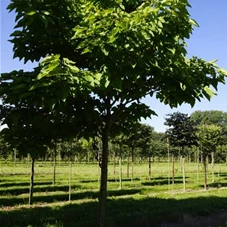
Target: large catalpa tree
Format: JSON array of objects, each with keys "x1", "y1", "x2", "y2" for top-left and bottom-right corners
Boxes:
[{"x1": 1, "y1": 0, "x2": 227, "y2": 226}]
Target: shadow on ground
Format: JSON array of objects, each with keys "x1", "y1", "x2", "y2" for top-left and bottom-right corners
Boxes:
[
  {"x1": 0, "y1": 188, "x2": 141, "y2": 206},
  {"x1": 1, "y1": 194, "x2": 227, "y2": 227},
  {"x1": 0, "y1": 184, "x2": 82, "y2": 196}
]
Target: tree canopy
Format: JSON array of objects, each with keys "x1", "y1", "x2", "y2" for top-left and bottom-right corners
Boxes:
[
  {"x1": 165, "y1": 112, "x2": 198, "y2": 151},
  {"x1": 1, "y1": 0, "x2": 227, "y2": 226}
]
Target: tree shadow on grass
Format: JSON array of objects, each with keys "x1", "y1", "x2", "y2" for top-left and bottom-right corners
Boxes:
[
  {"x1": 0, "y1": 188, "x2": 141, "y2": 207},
  {"x1": 208, "y1": 182, "x2": 227, "y2": 188},
  {"x1": 141, "y1": 178, "x2": 188, "y2": 186},
  {"x1": 80, "y1": 178, "x2": 140, "y2": 183},
  {"x1": 1, "y1": 195, "x2": 227, "y2": 227},
  {"x1": 0, "y1": 181, "x2": 52, "y2": 188},
  {"x1": 0, "y1": 184, "x2": 82, "y2": 196}
]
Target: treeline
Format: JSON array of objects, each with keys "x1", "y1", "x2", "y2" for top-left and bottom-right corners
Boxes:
[{"x1": 1, "y1": 110, "x2": 227, "y2": 165}]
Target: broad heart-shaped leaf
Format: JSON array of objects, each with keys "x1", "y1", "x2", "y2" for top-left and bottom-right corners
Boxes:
[{"x1": 203, "y1": 86, "x2": 216, "y2": 100}]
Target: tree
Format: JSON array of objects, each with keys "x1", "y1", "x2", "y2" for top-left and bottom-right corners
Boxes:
[
  {"x1": 0, "y1": 137, "x2": 10, "y2": 161},
  {"x1": 0, "y1": 75, "x2": 54, "y2": 204},
  {"x1": 111, "y1": 133, "x2": 128, "y2": 189},
  {"x1": 191, "y1": 110, "x2": 227, "y2": 162},
  {"x1": 136, "y1": 124, "x2": 157, "y2": 180},
  {"x1": 197, "y1": 124, "x2": 222, "y2": 190},
  {"x1": 3, "y1": 0, "x2": 227, "y2": 226},
  {"x1": 165, "y1": 112, "x2": 198, "y2": 191}
]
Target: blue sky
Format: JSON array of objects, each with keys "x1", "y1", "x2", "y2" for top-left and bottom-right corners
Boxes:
[{"x1": 1, "y1": 0, "x2": 227, "y2": 132}]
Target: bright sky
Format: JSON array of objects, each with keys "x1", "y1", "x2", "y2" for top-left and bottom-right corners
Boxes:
[{"x1": 1, "y1": 0, "x2": 227, "y2": 132}]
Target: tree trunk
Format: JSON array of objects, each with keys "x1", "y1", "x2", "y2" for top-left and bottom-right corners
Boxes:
[
  {"x1": 172, "y1": 154, "x2": 175, "y2": 185},
  {"x1": 211, "y1": 152, "x2": 215, "y2": 183},
  {"x1": 197, "y1": 150, "x2": 200, "y2": 183},
  {"x1": 14, "y1": 149, "x2": 17, "y2": 167},
  {"x1": 225, "y1": 150, "x2": 227, "y2": 165},
  {"x1": 98, "y1": 122, "x2": 110, "y2": 227},
  {"x1": 127, "y1": 151, "x2": 130, "y2": 178},
  {"x1": 53, "y1": 143, "x2": 57, "y2": 185},
  {"x1": 113, "y1": 151, "x2": 116, "y2": 176},
  {"x1": 119, "y1": 155, "x2": 122, "y2": 189},
  {"x1": 182, "y1": 156, "x2": 186, "y2": 192},
  {"x1": 131, "y1": 148, "x2": 134, "y2": 182},
  {"x1": 87, "y1": 151, "x2": 90, "y2": 163},
  {"x1": 29, "y1": 157, "x2": 35, "y2": 205},
  {"x1": 69, "y1": 160, "x2": 72, "y2": 202},
  {"x1": 148, "y1": 156, "x2": 151, "y2": 180},
  {"x1": 204, "y1": 155, "x2": 208, "y2": 190},
  {"x1": 27, "y1": 153, "x2": 30, "y2": 167}
]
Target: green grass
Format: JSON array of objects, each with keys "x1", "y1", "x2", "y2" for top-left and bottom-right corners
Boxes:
[{"x1": 0, "y1": 160, "x2": 227, "y2": 226}]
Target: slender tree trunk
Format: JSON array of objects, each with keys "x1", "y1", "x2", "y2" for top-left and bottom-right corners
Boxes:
[
  {"x1": 53, "y1": 143, "x2": 57, "y2": 185},
  {"x1": 29, "y1": 157, "x2": 35, "y2": 205},
  {"x1": 204, "y1": 155, "x2": 208, "y2": 190},
  {"x1": 131, "y1": 148, "x2": 134, "y2": 182},
  {"x1": 113, "y1": 151, "x2": 116, "y2": 176},
  {"x1": 225, "y1": 150, "x2": 227, "y2": 165},
  {"x1": 27, "y1": 153, "x2": 30, "y2": 167},
  {"x1": 87, "y1": 151, "x2": 90, "y2": 163},
  {"x1": 148, "y1": 156, "x2": 151, "y2": 180},
  {"x1": 98, "y1": 121, "x2": 111, "y2": 227},
  {"x1": 182, "y1": 156, "x2": 186, "y2": 192},
  {"x1": 69, "y1": 160, "x2": 72, "y2": 202},
  {"x1": 188, "y1": 152, "x2": 191, "y2": 163},
  {"x1": 211, "y1": 152, "x2": 215, "y2": 183},
  {"x1": 14, "y1": 149, "x2": 16, "y2": 167},
  {"x1": 127, "y1": 151, "x2": 130, "y2": 178},
  {"x1": 197, "y1": 150, "x2": 200, "y2": 183},
  {"x1": 119, "y1": 155, "x2": 122, "y2": 189},
  {"x1": 172, "y1": 154, "x2": 175, "y2": 185}
]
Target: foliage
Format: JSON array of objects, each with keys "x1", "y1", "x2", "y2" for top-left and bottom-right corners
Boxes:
[
  {"x1": 165, "y1": 112, "x2": 198, "y2": 153},
  {"x1": 197, "y1": 124, "x2": 222, "y2": 157},
  {"x1": 191, "y1": 110, "x2": 227, "y2": 146},
  {"x1": 0, "y1": 137, "x2": 11, "y2": 160},
  {"x1": 2, "y1": 0, "x2": 227, "y2": 225}
]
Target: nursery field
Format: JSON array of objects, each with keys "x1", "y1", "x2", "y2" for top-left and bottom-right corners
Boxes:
[{"x1": 1, "y1": 160, "x2": 227, "y2": 227}]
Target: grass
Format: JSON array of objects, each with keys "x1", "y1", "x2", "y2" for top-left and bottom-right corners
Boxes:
[{"x1": 0, "y1": 160, "x2": 227, "y2": 226}]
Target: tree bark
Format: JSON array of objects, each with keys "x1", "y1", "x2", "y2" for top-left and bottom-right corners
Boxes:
[
  {"x1": 131, "y1": 148, "x2": 134, "y2": 182},
  {"x1": 69, "y1": 160, "x2": 72, "y2": 202},
  {"x1": 197, "y1": 150, "x2": 200, "y2": 183},
  {"x1": 148, "y1": 156, "x2": 151, "y2": 180},
  {"x1": 14, "y1": 149, "x2": 17, "y2": 167},
  {"x1": 182, "y1": 156, "x2": 186, "y2": 192},
  {"x1": 53, "y1": 143, "x2": 57, "y2": 185},
  {"x1": 172, "y1": 154, "x2": 175, "y2": 185},
  {"x1": 119, "y1": 155, "x2": 122, "y2": 189},
  {"x1": 127, "y1": 151, "x2": 130, "y2": 178},
  {"x1": 113, "y1": 151, "x2": 116, "y2": 176},
  {"x1": 204, "y1": 155, "x2": 208, "y2": 190},
  {"x1": 29, "y1": 157, "x2": 35, "y2": 205},
  {"x1": 211, "y1": 152, "x2": 215, "y2": 183},
  {"x1": 98, "y1": 117, "x2": 111, "y2": 227}
]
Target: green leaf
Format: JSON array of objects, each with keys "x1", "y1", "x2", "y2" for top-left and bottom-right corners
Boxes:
[
  {"x1": 204, "y1": 86, "x2": 216, "y2": 98},
  {"x1": 27, "y1": 11, "x2": 37, "y2": 16},
  {"x1": 189, "y1": 19, "x2": 199, "y2": 27},
  {"x1": 141, "y1": 30, "x2": 150, "y2": 40},
  {"x1": 101, "y1": 46, "x2": 109, "y2": 56}
]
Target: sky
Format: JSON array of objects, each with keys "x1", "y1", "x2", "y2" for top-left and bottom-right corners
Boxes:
[{"x1": 0, "y1": 0, "x2": 227, "y2": 132}]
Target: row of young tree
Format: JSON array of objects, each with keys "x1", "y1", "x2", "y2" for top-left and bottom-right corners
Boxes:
[
  {"x1": 1, "y1": 110, "x2": 227, "y2": 200},
  {"x1": 1, "y1": 1, "x2": 227, "y2": 226}
]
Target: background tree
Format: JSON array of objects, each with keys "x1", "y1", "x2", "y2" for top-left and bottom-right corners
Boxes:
[
  {"x1": 137, "y1": 124, "x2": 157, "y2": 180},
  {"x1": 3, "y1": 0, "x2": 227, "y2": 226},
  {"x1": 197, "y1": 124, "x2": 222, "y2": 190},
  {"x1": 165, "y1": 112, "x2": 198, "y2": 191},
  {"x1": 191, "y1": 110, "x2": 227, "y2": 163}
]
